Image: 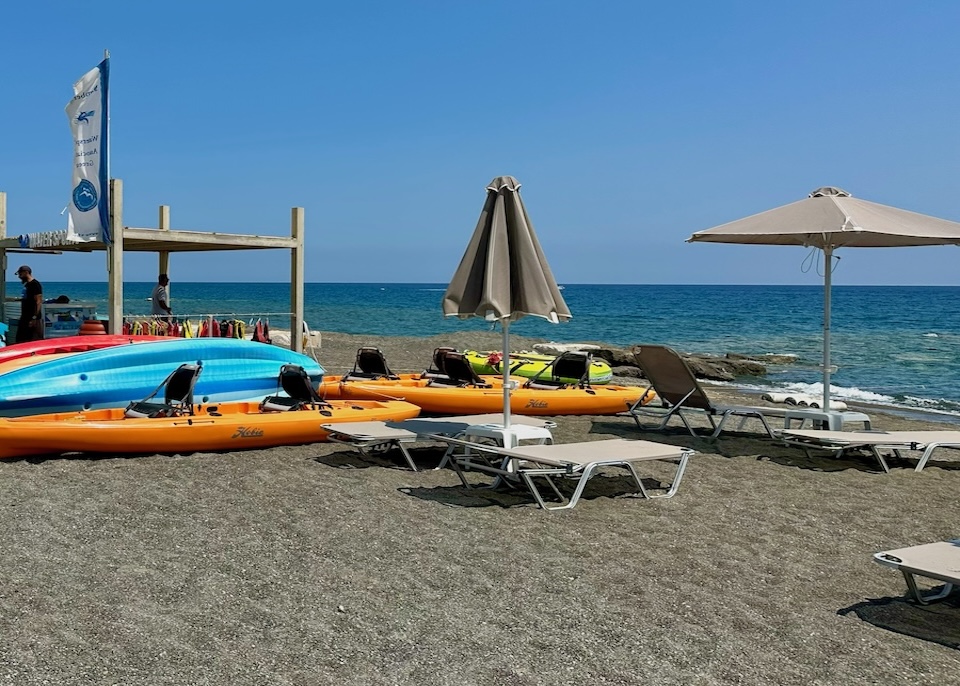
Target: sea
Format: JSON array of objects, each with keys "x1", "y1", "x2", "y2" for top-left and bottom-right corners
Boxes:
[{"x1": 12, "y1": 281, "x2": 960, "y2": 421}]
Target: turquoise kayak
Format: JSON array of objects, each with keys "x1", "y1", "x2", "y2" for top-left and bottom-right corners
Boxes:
[{"x1": 0, "y1": 338, "x2": 324, "y2": 417}]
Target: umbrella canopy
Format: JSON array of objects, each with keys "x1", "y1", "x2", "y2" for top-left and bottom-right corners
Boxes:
[
  {"x1": 443, "y1": 176, "x2": 571, "y2": 427},
  {"x1": 688, "y1": 186, "x2": 960, "y2": 410}
]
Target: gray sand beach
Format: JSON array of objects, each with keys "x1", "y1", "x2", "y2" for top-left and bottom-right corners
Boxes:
[{"x1": 1, "y1": 331, "x2": 958, "y2": 685}]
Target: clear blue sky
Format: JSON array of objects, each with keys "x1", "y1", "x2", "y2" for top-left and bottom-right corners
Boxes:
[{"x1": 4, "y1": 1, "x2": 960, "y2": 284}]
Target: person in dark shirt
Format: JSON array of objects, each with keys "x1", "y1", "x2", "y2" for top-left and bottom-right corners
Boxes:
[{"x1": 15, "y1": 265, "x2": 44, "y2": 344}]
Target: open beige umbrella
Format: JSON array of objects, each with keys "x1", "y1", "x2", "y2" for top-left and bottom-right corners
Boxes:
[
  {"x1": 443, "y1": 176, "x2": 571, "y2": 428},
  {"x1": 688, "y1": 186, "x2": 960, "y2": 410}
]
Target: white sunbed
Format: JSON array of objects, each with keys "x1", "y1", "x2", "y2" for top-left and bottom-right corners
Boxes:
[
  {"x1": 780, "y1": 429, "x2": 960, "y2": 473},
  {"x1": 430, "y1": 436, "x2": 693, "y2": 511},
  {"x1": 874, "y1": 540, "x2": 960, "y2": 604},
  {"x1": 321, "y1": 414, "x2": 557, "y2": 471}
]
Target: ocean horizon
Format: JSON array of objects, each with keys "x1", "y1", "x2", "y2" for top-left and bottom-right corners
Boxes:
[{"x1": 8, "y1": 281, "x2": 960, "y2": 420}]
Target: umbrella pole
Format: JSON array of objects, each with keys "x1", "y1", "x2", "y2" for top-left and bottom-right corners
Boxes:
[
  {"x1": 822, "y1": 246, "x2": 833, "y2": 412},
  {"x1": 502, "y1": 319, "x2": 511, "y2": 429}
]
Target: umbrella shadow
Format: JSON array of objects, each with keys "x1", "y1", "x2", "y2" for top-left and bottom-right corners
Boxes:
[
  {"x1": 399, "y1": 473, "x2": 671, "y2": 509},
  {"x1": 313, "y1": 446, "x2": 447, "y2": 471},
  {"x1": 839, "y1": 594, "x2": 960, "y2": 650}
]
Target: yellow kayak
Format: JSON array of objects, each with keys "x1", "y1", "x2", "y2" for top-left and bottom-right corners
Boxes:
[{"x1": 464, "y1": 350, "x2": 614, "y2": 384}]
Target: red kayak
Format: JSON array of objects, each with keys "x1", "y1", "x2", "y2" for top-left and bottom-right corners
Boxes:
[{"x1": 0, "y1": 334, "x2": 172, "y2": 364}]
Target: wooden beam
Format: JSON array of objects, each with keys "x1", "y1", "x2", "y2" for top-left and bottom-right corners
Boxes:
[
  {"x1": 107, "y1": 179, "x2": 123, "y2": 334},
  {"x1": 290, "y1": 207, "x2": 305, "y2": 353},
  {"x1": 158, "y1": 205, "x2": 171, "y2": 305}
]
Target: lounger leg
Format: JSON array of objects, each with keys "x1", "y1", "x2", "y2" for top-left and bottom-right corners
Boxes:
[
  {"x1": 915, "y1": 445, "x2": 937, "y2": 472},
  {"x1": 709, "y1": 414, "x2": 727, "y2": 439},
  {"x1": 645, "y1": 452, "x2": 691, "y2": 499},
  {"x1": 538, "y1": 464, "x2": 600, "y2": 511},
  {"x1": 869, "y1": 446, "x2": 891, "y2": 473},
  {"x1": 755, "y1": 416, "x2": 778, "y2": 440},
  {"x1": 901, "y1": 571, "x2": 955, "y2": 605},
  {"x1": 355, "y1": 440, "x2": 419, "y2": 471},
  {"x1": 396, "y1": 443, "x2": 419, "y2": 472}
]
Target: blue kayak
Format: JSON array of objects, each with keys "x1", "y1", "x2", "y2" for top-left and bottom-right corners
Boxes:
[{"x1": 0, "y1": 338, "x2": 325, "y2": 416}]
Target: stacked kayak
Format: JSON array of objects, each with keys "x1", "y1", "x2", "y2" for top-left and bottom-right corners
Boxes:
[
  {"x1": 464, "y1": 350, "x2": 614, "y2": 384},
  {"x1": 319, "y1": 374, "x2": 651, "y2": 416},
  {"x1": 0, "y1": 334, "x2": 169, "y2": 365},
  {"x1": 0, "y1": 338, "x2": 325, "y2": 417},
  {"x1": 0, "y1": 399, "x2": 420, "y2": 460}
]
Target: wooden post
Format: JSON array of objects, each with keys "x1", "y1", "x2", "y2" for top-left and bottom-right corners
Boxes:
[
  {"x1": 158, "y1": 204, "x2": 171, "y2": 305},
  {"x1": 107, "y1": 179, "x2": 124, "y2": 334},
  {"x1": 290, "y1": 206, "x2": 304, "y2": 353}
]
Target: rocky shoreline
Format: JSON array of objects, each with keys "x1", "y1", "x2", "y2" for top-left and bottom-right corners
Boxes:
[{"x1": 587, "y1": 345, "x2": 777, "y2": 382}]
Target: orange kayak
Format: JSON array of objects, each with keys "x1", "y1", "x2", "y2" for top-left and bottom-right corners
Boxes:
[
  {"x1": 318, "y1": 374, "x2": 652, "y2": 416},
  {"x1": 0, "y1": 399, "x2": 420, "y2": 460}
]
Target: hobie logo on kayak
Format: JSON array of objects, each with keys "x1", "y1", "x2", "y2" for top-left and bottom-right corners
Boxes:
[
  {"x1": 232, "y1": 426, "x2": 264, "y2": 438},
  {"x1": 525, "y1": 400, "x2": 548, "y2": 409}
]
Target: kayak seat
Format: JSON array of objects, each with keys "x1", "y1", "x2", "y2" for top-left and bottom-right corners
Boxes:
[
  {"x1": 125, "y1": 363, "x2": 202, "y2": 418},
  {"x1": 427, "y1": 352, "x2": 492, "y2": 388},
  {"x1": 343, "y1": 347, "x2": 400, "y2": 381},
  {"x1": 523, "y1": 351, "x2": 591, "y2": 390},
  {"x1": 421, "y1": 346, "x2": 457, "y2": 381},
  {"x1": 260, "y1": 364, "x2": 331, "y2": 414}
]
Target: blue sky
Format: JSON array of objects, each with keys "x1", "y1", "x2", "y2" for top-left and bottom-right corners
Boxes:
[{"x1": 4, "y1": 1, "x2": 960, "y2": 284}]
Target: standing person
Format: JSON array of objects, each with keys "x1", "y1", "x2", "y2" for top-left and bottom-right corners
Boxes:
[
  {"x1": 151, "y1": 274, "x2": 173, "y2": 320},
  {"x1": 15, "y1": 265, "x2": 44, "y2": 344}
]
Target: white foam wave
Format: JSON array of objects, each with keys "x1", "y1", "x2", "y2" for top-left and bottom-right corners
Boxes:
[{"x1": 922, "y1": 332, "x2": 939, "y2": 338}]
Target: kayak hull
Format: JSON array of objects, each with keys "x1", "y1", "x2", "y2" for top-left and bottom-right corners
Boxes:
[
  {"x1": 0, "y1": 338, "x2": 325, "y2": 417},
  {"x1": 0, "y1": 399, "x2": 420, "y2": 460},
  {"x1": 0, "y1": 334, "x2": 170, "y2": 365},
  {"x1": 464, "y1": 350, "x2": 614, "y2": 385},
  {"x1": 319, "y1": 374, "x2": 650, "y2": 416}
]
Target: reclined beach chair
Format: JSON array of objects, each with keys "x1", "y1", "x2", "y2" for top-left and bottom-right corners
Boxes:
[
  {"x1": 427, "y1": 351, "x2": 492, "y2": 388},
  {"x1": 125, "y1": 363, "x2": 202, "y2": 418},
  {"x1": 343, "y1": 347, "x2": 399, "y2": 381},
  {"x1": 260, "y1": 364, "x2": 332, "y2": 414},
  {"x1": 524, "y1": 351, "x2": 591, "y2": 390},
  {"x1": 432, "y1": 436, "x2": 693, "y2": 511},
  {"x1": 780, "y1": 429, "x2": 960, "y2": 473},
  {"x1": 322, "y1": 414, "x2": 557, "y2": 471},
  {"x1": 421, "y1": 346, "x2": 457, "y2": 381},
  {"x1": 874, "y1": 540, "x2": 960, "y2": 604},
  {"x1": 620, "y1": 344, "x2": 799, "y2": 438}
]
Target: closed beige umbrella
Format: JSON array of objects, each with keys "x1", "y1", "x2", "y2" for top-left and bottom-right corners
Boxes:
[
  {"x1": 443, "y1": 176, "x2": 571, "y2": 428},
  {"x1": 689, "y1": 186, "x2": 960, "y2": 410}
]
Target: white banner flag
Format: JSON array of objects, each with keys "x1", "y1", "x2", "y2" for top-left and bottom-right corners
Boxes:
[{"x1": 65, "y1": 58, "x2": 110, "y2": 244}]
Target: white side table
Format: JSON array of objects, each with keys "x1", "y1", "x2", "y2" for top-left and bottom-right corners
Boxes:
[
  {"x1": 461, "y1": 422, "x2": 554, "y2": 448},
  {"x1": 783, "y1": 409, "x2": 872, "y2": 431},
  {"x1": 442, "y1": 423, "x2": 554, "y2": 478}
]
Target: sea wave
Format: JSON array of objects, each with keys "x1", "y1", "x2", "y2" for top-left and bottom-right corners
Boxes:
[{"x1": 728, "y1": 379, "x2": 960, "y2": 419}]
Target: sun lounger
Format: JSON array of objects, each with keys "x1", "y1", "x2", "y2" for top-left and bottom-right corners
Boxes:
[
  {"x1": 780, "y1": 429, "x2": 960, "y2": 473},
  {"x1": 322, "y1": 414, "x2": 557, "y2": 471},
  {"x1": 874, "y1": 540, "x2": 960, "y2": 604},
  {"x1": 621, "y1": 344, "x2": 871, "y2": 439},
  {"x1": 431, "y1": 436, "x2": 693, "y2": 511}
]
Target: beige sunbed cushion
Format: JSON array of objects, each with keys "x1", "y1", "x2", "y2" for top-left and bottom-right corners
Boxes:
[
  {"x1": 782, "y1": 430, "x2": 960, "y2": 446},
  {"x1": 495, "y1": 438, "x2": 688, "y2": 468},
  {"x1": 876, "y1": 540, "x2": 960, "y2": 581},
  {"x1": 322, "y1": 421, "x2": 418, "y2": 441}
]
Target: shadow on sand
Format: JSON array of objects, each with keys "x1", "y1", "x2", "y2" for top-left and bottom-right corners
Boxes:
[
  {"x1": 839, "y1": 594, "x2": 960, "y2": 650},
  {"x1": 398, "y1": 473, "x2": 671, "y2": 509}
]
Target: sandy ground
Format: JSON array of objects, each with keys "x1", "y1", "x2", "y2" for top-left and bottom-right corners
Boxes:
[{"x1": 0, "y1": 332, "x2": 958, "y2": 685}]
